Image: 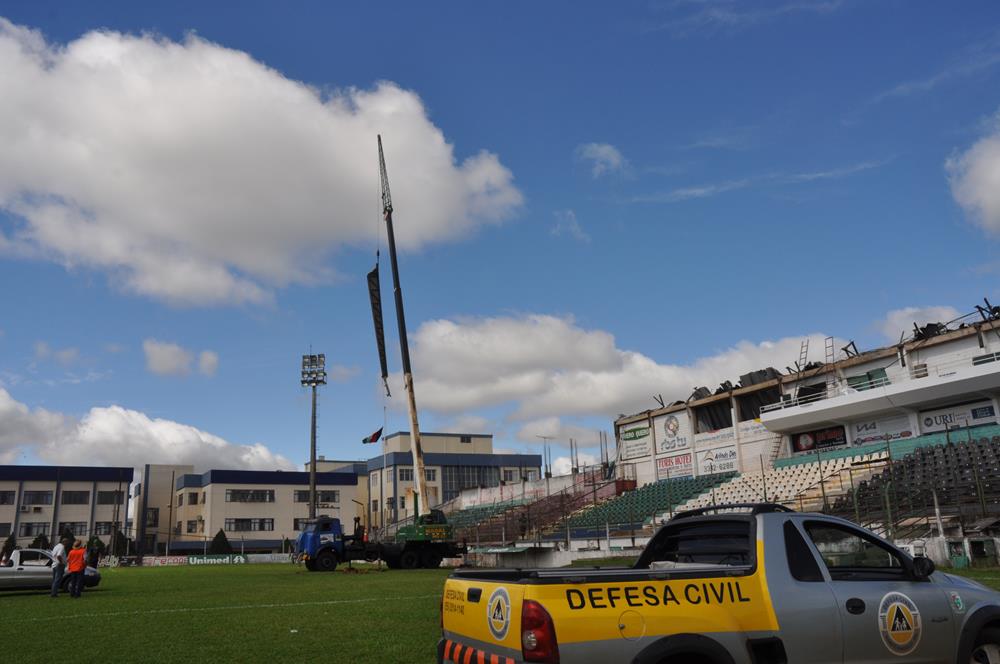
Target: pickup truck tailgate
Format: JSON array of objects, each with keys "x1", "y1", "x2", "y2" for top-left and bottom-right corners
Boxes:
[{"x1": 441, "y1": 575, "x2": 526, "y2": 664}]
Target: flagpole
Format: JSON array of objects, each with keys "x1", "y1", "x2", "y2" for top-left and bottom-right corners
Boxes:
[{"x1": 381, "y1": 405, "x2": 387, "y2": 532}]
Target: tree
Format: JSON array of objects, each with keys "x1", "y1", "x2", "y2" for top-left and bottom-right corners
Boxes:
[
  {"x1": 29, "y1": 533, "x2": 50, "y2": 550},
  {"x1": 208, "y1": 528, "x2": 233, "y2": 555},
  {"x1": 109, "y1": 529, "x2": 131, "y2": 556},
  {"x1": 1, "y1": 533, "x2": 15, "y2": 560},
  {"x1": 87, "y1": 535, "x2": 107, "y2": 558},
  {"x1": 60, "y1": 527, "x2": 76, "y2": 546}
]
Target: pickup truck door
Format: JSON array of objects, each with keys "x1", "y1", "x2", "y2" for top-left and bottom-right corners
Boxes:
[{"x1": 802, "y1": 520, "x2": 953, "y2": 664}]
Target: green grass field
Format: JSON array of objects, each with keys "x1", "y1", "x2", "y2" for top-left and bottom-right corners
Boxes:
[
  {"x1": 6, "y1": 563, "x2": 1000, "y2": 663},
  {"x1": 0, "y1": 564, "x2": 449, "y2": 663}
]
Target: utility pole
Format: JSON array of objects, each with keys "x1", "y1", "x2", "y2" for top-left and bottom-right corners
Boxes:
[
  {"x1": 379, "y1": 136, "x2": 429, "y2": 517},
  {"x1": 536, "y1": 435, "x2": 554, "y2": 478},
  {"x1": 301, "y1": 353, "x2": 327, "y2": 520}
]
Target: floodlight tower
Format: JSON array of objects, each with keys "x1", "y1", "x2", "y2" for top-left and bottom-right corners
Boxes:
[{"x1": 301, "y1": 353, "x2": 327, "y2": 519}]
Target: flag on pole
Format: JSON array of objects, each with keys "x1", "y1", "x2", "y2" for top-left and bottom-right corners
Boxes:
[{"x1": 362, "y1": 426, "x2": 383, "y2": 444}]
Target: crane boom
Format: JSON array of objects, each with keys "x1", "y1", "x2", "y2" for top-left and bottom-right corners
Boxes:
[{"x1": 378, "y1": 135, "x2": 429, "y2": 518}]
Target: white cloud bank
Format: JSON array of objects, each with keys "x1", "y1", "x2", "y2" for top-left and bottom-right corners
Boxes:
[
  {"x1": 948, "y1": 115, "x2": 1000, "y2": 235},
  {"x1": 143, "y1": 339, "x2": 218, "y2": 376},
  {"x1": 575, "y1": 143, "x2": 626, "y2": 178},
  {"x1": 399, "y1": 313, "x2": 834, "y2": 421},
  {"x1": 0, "y1": 388, "x2": 292, "y2": 471},
  {"x1": 0, "y1": 19, "x2": 521, "y2": 305},
  {"x1": 876, "y1": 306, "x2": 961, "y2": 342}
]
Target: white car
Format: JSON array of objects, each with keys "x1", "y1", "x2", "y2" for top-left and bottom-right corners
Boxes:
[{"x1": 0, "y1": 548, "x2": 101, "y2": 591}]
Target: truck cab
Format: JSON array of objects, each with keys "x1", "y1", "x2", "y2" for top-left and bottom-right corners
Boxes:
[
  {"x1": 439, "y1": 504, "x2": 1000, "y2": 663},
  {"x1": 295, "y1": 516, "x2": 348, "y2": 572}
]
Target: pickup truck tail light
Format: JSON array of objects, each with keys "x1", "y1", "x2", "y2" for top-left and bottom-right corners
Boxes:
[{"x1": 521, "y1": 600, "x2": 559, "y2": 663}]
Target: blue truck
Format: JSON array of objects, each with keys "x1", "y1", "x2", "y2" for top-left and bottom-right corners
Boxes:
[{"x1": 295, "y1": 511, "x2": 467, "y2": 571}]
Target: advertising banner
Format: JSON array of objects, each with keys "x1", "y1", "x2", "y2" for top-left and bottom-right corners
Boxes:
[
  {"x1": 656, "y1": 452, "x2": 694, "y2": 479},
  {"x1": 919, "y1": 401, "x2": 997, "y2": 433},
  {"x1": 247, "y1": 553, "x2": 294, "y2": 564},
  {"x1": 850, "y1": 415, "x2": 914, "y2": 446},
  {"x1": 792, "y1": 426, "x2": 847, "y2": 453},
  {"x1": 696, "y1": 446, "x2": 739, "y2": 475},
  {"x1": 694, "y1": 428, "x2": 735, "y2": 448},
  {"x1": 143, "y1": 555, "x2": 188, "y2": 566},
  {"x1": 618, "y1": 423, "x2": 652, "y2": 460},
  {"x1": 188, "y1": 554, "x2": 248, "y2": 565},
  {"x1": 654, "y1": 412, "x2": 692, "y2": 454}
]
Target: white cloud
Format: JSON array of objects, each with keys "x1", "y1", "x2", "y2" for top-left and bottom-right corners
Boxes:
[
  {"x1": 327, "y1": 364, "x2": 360, "y2": 383},
  {"x1": 34, "y1": 340, "x2": 79, "y2": 365},
  {"x1": 443, "y1": 414, "x2": 492, "y2": 434},
  {"x1": 198, "y1": 350, "x2": 219, "y2": 377},
  {"x1": 0, "y1": 19, "x2": 521, "y2": 305},
  {"x1": 575, "y1": 143, "x2": 627, "y2": 178},
  {"x1": 876, "y1": 306, "x2": 961, "y2": 342},
  {"x1": 143, "y1": 339, "x2": 194, "y2": 376},
  {"x1": 550, "y1": 210, "x2": 590, "y2": 243},
  {"x1": 399, "y1": 313, "x2": 831, "y2": 421},
  {"x1": 552, "y1": 452, "x2": 599, "y2": 477},
  {"x1": 648, "y1": 0, "x2": 843, "y2": 36},
  {"x1": 948, "y1": 117, "x2": 1000, "y2": 235},
  {"x1": 516, "y1": 417, "x2": 603, "y2": 447},
  {"x1": 0, "y1": 387, "x2": 292, "y2": 471}
]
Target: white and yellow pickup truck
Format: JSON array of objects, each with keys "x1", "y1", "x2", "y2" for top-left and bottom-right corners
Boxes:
[{"x1": 439, "y1": 504, "x2": 1000, "y2": 664}]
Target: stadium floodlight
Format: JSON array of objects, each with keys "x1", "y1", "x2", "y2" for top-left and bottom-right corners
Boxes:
[{"x1": 301, "y1": 353, "x2": 327, "y2": 519}]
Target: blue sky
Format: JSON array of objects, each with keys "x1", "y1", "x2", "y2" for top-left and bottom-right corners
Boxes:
[{"x1": 2, "y1": 1, "x2": 1000, "y2": 473}]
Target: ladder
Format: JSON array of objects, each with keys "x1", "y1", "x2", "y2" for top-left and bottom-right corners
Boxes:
[{"x1": 798, "y1": 339, "x2": 809, "y2": 370}]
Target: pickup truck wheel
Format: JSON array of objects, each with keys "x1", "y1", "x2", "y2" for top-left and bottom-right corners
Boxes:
[
  {"x1": 400, "y1": 550, "x2": 420, "y2": 569},
  {"x1": 421, "y1": 550, "x2": 443, "y2": 569},
  {"x1": 316, "y1": 551, "x2": 338, "y2": 572},
  {"x1": 971, "y1": 627, "x2": 1000, "y2": 663}
]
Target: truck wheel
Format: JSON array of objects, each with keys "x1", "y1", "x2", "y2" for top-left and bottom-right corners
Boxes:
[
  {"x1": 971, "y1": 627, "x2": 1000, "y2": 663},
  {"x1": 400, "y1": 550, "x2": 420, "y2": 569},
  {"x1": 421, "y1": 550, "x2": 443, "y2": 569},
  {"x1": 304, "y1": 559, "x2": 317, "y2": 572},
  {"x1": 316, "y1": 550, "x2": 338, "y2": 572}
]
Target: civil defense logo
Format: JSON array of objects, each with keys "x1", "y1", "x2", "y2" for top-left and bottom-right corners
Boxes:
[
  {"x1": 878, "y1": 592, "x2": 921, "y2": 656},
  {"x1": 487, "y1": 587, "x2": 511, "y2": 641}
]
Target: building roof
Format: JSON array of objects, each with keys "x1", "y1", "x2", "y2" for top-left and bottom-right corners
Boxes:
[
  {"x1": 0, "y1": 465, "x2": 134, "y2": 483},
  {"x1": 366, "y1": 452, "x2": 542, "y2": 472},
  {"x1": 176, "y1": 469, "x2": 359, "y2": 490},
  {"x1": 384, "y1": 431, "x2": 492, "y2": 439}
]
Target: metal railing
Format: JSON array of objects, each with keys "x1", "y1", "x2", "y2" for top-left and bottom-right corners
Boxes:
[{"x1": 761, "y1": 352, "x2": 996, "y2": 414}]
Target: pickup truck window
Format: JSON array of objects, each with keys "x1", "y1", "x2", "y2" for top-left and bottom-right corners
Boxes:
[
  {"x1": 638, "y1": 519, "x2": 751, "y2": 568},
  {"x1": 784, "y1": 520, "x2": 823, "y2": 582},
  {"x1": 804, "y1": 521, "x2": 905, "y2": 581}
]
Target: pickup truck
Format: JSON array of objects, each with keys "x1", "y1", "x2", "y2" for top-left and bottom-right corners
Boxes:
[
  {"x1": 439, "y1": 504, "x2": 1000, "y2": 663},
  {"x1": 0, "y1": 548, "x2": 102, "y2": 591}
]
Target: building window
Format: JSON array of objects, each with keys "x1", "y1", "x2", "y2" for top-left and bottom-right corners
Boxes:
[
  {"x1": 503, "y1": 469, "x2": 516, "y2": 483},
  {"x1": 186, "y1": 520, "x2": 198, "y2": 534},
  {"x1": 225, "y1": 489, "x2": 275, "y2": 503},
  {"x1": 94, "y1": 522, "x2": 114, "y2": 536},
  {"x1": 177, "y1": 494, "x2": 184, "y2": 507},
  {"x1": 460, "y1": 435, "x2": 472, "y2": 443},
  {"x1": 58, "y1": 522, "x2": 88, "y2": 536},
  {"x1": 294, "y1": 490, "x2": 340, "y2": 503},
  {"x1": 175, "y1": 521, "x2": 182, "y2": 536},
  {"x1": 293, "y1": 518, "x2": 311, "y2": 531},
  {"x1": 97, "y1": 491, "x2": 124, "y2": 505},
  {"x1": 386, "y1": 497, "x2": 395, "y2": 509},
  {"x1": 425, "y1": 469, "x2": 437, "y2": 482},
  {"x1": 526, "y1": 470, "x2": 538, "y2": 482},
  {"x1": 0, "y1": 491, "x2": 14, "y2": 505},
  {"x1": 371, "y1": 500, "x2": 378, "y2": 513},
  {"x1": 61, "y1": 491, "x2": 90, "y2": 505},
  {"x1": 145, "y1": 508, "x2": 159, "y2": 528},
  {"x1": 370, "y1": 474, "x2": 378, "y2": 487},
  {"x1": 189, "y1": 492, "x2": 199, "y2": 505},
  {"x1": 385, "y1": 468, "x2": 393, "y2": 483},
  {"x1": 0, "y1": 523, "x2": 10, "y2": 537},
  {"x1": 201, "y1": 492, "x2": 206, "y2": 505},
  {"x1": 22, "y1": 491, "x2": 53, "y2": 506},
  {"x1": 398, "y1": 468, "x2": 414, "y2": 482},
  {"x1": 19, "y1": 522, "x2": 50, "y2": 537},
  {"x1": 224, "y1": 518, "x2": 274, "y2": 532}
]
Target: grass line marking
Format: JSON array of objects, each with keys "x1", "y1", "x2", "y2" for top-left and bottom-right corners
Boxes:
[{"x1": 8, "y1": 593, "x2": 442, "y2": 624}]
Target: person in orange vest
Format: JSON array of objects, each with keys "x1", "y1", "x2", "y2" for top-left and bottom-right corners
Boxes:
[{"x1": 66, "y1": 540, "x2": 87, "y2": 598}]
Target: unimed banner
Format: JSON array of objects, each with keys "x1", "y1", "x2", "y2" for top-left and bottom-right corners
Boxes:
[{"x1": 188, "y1": 554, "x2": 248, "y2": 565}]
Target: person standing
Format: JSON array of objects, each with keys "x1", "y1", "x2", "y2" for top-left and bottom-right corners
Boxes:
[
  {"x1": 66, "y1": 540, "x2": 86, "y2": 598},
  {"x1": 50, "y1": 537, "x2": 69, "y2": 598}
]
